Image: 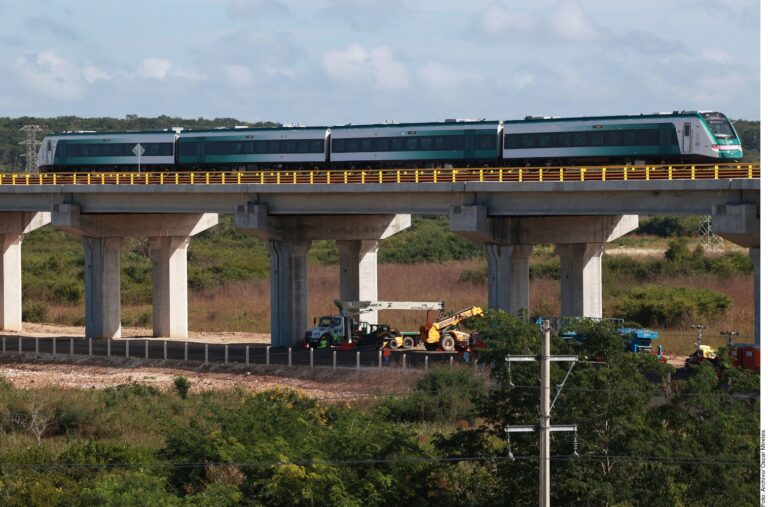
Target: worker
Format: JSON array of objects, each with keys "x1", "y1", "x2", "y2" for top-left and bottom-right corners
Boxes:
[
  {"x1": 382, "y1": 346, "x2": 391, "y2": 366},
  {"x1": 318, "y1": 336, "x2": 328, "y2": 349},
  {"x1": 463, "y1": 349, "x2": 471, "y2": 364}
]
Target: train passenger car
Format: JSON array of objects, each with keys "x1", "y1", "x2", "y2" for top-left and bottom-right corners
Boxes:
[
  {"x1": 37, "y1": 131, "x2": 178, "y2": 171},
  {"x1": 501, "y1": 111, "x2": 742, "y2": 164},
  {"x1": 176, "y1": 126, "x2": 328, "y2": 169},
  {"x1": 329, "y1": 121, "x2": 501, "y2": 167}
]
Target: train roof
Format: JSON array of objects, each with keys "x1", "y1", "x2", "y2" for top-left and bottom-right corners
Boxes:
[
  {"x1": 330, "y1": 120, "x2": 500, "y2": 129},
  {"x1": 503, "y1": 111, "x2": 709, "y2": 124},
  {"x1": 46, "y1": 125, "x2": 327, "y2": 137}
]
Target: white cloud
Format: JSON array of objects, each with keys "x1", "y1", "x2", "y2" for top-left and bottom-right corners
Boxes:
[
  {"x1": 551, "y1": 0, "x2": 599, "y2": 41},
  {"x1": 477, "y1": 3, "x2": 536, "y2": 34},
  {"x1": 224, "y1": 64, "x2": 254, "y2": 88},
  {"x1": 228, "y1": 0, "x2": 291, "y2": 19},
  {"x1": 135, "y1": 57, "x2": 206, "y2": 81},
  {"x1": 322, "y1": 0, "x2": 405, "y2": 30},
  {"x1": 14, "y1": 50, "x2": 84, "y2": 100},
  {"x1": 418, "y1": 62, "x2": 464, "y2": 90},
  {"x1": 322, "y1": 44, "x2": 409, "y2": 91},
  {"x1": 83, "y1": 65, "x2": 109, "y2": 83},
  {"x1": 701, "y1": 49, "x2": 734, "y2": 65},
  {"x1": 510, "y1": 71, "x2": 535, "y2": 90}
]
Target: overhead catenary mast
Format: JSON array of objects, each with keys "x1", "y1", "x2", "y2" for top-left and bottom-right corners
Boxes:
[{"x1": 19, "y1": 125, "x2": 45, "y2": 173}]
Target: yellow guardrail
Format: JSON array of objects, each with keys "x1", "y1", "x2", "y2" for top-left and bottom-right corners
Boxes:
[{"x1": 0, "y1": 164, "x2": 758, "y2": 186}]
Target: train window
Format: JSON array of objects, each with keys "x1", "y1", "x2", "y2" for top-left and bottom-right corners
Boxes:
[
  {"x1": 406, "y1": 138, "x2": 418, "y2": 151},
  {"x1": 296, "y1": 140, "x2": 308, "y2": 153},
  {"x1": 419, "y1": 137, "x2": 433, "y2": 150},
  {"x1": 446, "y1": 135, "x2": 464, "y2": 150},
  {"x1": 623, "y1": 131, "x2": 636, "y2": 145},
  {"x1": 590, "y1": 132, "x2": 604, "y2": 146},
  {"x1": 522, "y1": 134, "x2": 535, "y2": 148},
  {"x1": 606, "y1": 131, "x2": 621, "y2": 146},
  {"x1": 376, "y1": 138, "x2": 389, "y2": 151},
  {"x1": 434, "y1": 136, "x2": 445, "y2": 150},
  {"x1": 267, "y1": 140, "x2": 279, "y2": 153},
  {"x1": 683, "y1": 124, "x2": 691, "y2": 136},
  {"x1": 347, "y1": 139, "x2": 360, "y2": 152},
  {"x1": 282, "y1": 140, "x2": 295, "y2": 153},
  {"x1": 572, "y1": 132, "x2": 587, "y2": 146},
  {"x1": 310, "y1": 140, "x2": 324, "y2": 153},
  {"x1": 537, "y1": 134, "x2": 551, "y2": 148},
  {"x1": 179, "y1": 142, "x2": 196, "y2": 156},
  {"x1": 554, "y1": 133, "x2": 569, "y2": 147},
  {"x1": 360, "y1": 139, "x2": 372, "y2": 152},
  {"x1": 391, "y1": 138, "x2": 404, "y2": 151},
  {"x1": 476, "y1": 135, "x2": 496, "y2": 150}
]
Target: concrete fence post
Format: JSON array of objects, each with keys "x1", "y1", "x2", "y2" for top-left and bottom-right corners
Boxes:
[
  {"x1": 125, "y1": 340, "x2": 129, "y2": 358},
  {"x1": 356, "y1": 351, "x2": 360, "y2": 370},
  {"x1": 52, "y1": 338, "x2": 56, "y2": 356},
  {"x1": 70, "y1": 338, "x2": 74, "y2": 355},
  {"x1": 333, "y1": 350, "x2": 337, "y2": 369},
  {"x1": 449, "y1": 356, "x2": 454, "y2": 368},
  {"x1": 107, "y1": 340, "x2": 111, "y2": 357},
  {"x1": 35, "y1": 338, "x2": 39, "y2": 354},
  {"x1": 225, "y1": 344, "x2": 229, "y2": 365},
  {"x1": 163, "y1": 341, "x2": 167, "y2": 360},
  {"x1": 144, "y1": 340, "x2": 149, "y2": 359},
  {"x1": 288, "y1": 347, "x2": 292, "y2": 366},
  {"x1": 18, "y1": 337, "x2": 22, "y2": 353},
  {"x1": 204, "y1": 344, "x2": 209, "y2": 364},
  {"x1": 402, "y1": 354, "x2": 406, "y2": 369},
  {"x1": 310, "y1": 347, "x2": 314, "y2": 368},
  {"x1": 245, "y1": 346, "x2": 250, "y2": 366},
  {"x1": 184, "y1": 342, "x2": 188, "y2": 362},
  {"x1": 2, "y1": 336, "x2": 5, "y2": 353},
  {"x1": 425, "y1": 356, "x2": 429, "y2": 370},
  {"x1": 88, "y1": 339, "x2": 92, "y2": 357},
  {"x1": 474, "y1": 359, "x2": 478, "y2": 373},
  {"x1": 378, "y1": 350, "x2": 382, "y2": 369},
  {"x1": 266, "y1": 346, "x2": 271, "y2": 365}
]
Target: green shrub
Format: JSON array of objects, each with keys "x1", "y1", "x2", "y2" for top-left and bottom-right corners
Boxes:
[
  {"x1": 173, "y1": 376, "x2": 191, "y2": 399},
  {"x1": 458, "y1": 268, "x2": 485, "y2": 285},
  {"x1": 52, "y1": 281, "x2": 83, "y2": 304},
  {"x1": 637, "y1": 215, "x2": 700, "y2": 237},
  {"x1": 617, "y1": 285, "x2": 730, "y2": 328},
  {"x1": 22, "y1": 302, "x2": 48, "y2": 323}
]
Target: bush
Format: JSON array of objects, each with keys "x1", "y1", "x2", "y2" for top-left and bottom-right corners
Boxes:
[
  {"x1": 637, "y1": 215, "x2": 700, "y2": 237},
  {"x1": 173, "y1": 376, "x2": 191, "y2": 399},
  {"x1": 22, "y1": 302, "x2": 48, "y2": 323},
  {"x1": 617, "y1": 285, "x2": 730, "y2": 328}
]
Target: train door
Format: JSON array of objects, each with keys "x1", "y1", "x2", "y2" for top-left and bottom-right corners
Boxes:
[{"x1": 682, "y1": 123, "x2": 692, "y2": 153}]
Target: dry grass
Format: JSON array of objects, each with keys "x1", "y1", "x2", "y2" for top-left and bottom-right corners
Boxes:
[{"x1": 35, "y1": 262, "x2": 755, "y2": 356}]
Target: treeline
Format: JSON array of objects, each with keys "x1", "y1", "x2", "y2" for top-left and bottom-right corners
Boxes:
[
  {"x1": 0, "y1": 115, "x2": 277, "y2": 171},
  {"x1": 0, "y1": 116, "x2": 760, "y2": 170},
  {"x1": 0, "y1": 314, "x2": 757, "y2": 505}
]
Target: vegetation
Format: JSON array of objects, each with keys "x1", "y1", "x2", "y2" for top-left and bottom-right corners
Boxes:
[{"x1": 0, "y1": 313, "x2": 758, "y2": 504}]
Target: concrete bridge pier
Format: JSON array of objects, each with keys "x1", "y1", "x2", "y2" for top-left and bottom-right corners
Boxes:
[
  {"x1": 0, "y1": 212, "x2": 51, "y2": 331},
  {"x1": 712, "y1": 204, "x2": 760, "y2": 343},
  {"x1": 236, "y1": 204, "x2": 410, "y2": 346},
  {"x1": 450, "y1": 205, "x2": 638, "y2": 318},
  {"x1": 53, "y1": 204, "x2": 218, "y2": 339}
]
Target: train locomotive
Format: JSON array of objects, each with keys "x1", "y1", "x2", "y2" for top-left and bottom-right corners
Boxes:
[{"x1": 37, "y1": 111, "x2": 742, "y2": 172}]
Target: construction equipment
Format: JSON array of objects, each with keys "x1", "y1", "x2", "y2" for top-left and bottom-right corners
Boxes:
[
  {"x1": 305, "y1": 300, "x2": 444, "y2": 348},
  {"x1": 419, "y1": 306, "x2": 484, "y2": 351}
]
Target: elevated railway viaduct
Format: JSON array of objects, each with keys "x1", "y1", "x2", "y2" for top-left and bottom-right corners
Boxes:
[{"x1": 0, "y1": 165, "x2": 759, "y2": 346}]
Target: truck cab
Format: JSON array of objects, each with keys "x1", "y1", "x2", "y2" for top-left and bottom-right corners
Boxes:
[{"x1": 304, "y1": 315, "x2": 371, "y2": 348}]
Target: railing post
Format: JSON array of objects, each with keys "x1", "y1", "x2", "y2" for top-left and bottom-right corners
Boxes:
[
  {"x1": 559, "y1": 167, "x2": 564, "y2": 181},
  {"x1": 479, "y1": 168, "x2": 484, "y2": 182},
  {"x1": 2, "y1": 336, "x2": 5, "y2": 353},
  {"x1": 107, "y1": 339, "x2": 111, "y2": 357},
  {"x1": 266, "y1": 345, "x2": 270, "y2": 365},
  {"x1": 623, "y1": 167, "x2": 628, "y2": 180},
  {"x1": 691, "y1": 165, "x2": 696, "y2": 180},
  {"x1": 310, "y1": 347, "x2": 314, "y2": 368},
  {"x1": 88, "y1": 339, "x2": 92, "y2": 357},
  {"x1": 668, "y1": 166, "x2": 673, "y2": 180},
  {"x1": 52, "y1": 338, "x2": 56, "y2": 356},
  {"x1": 164, "y1": 341, "x2": 168, "y2": 360},
  {"x1": 204, "y1": 344, "x2": 209, "y2": 364},
  {"x1": 601, "y1": 167, "x2": 606, "y2": 181},
  {"x1": 17, "y1": 337, "x2": 21, "y2": 353},
  {"x1": 539, "y1": 167, "x2": 543, "y2": 181},
  {"x1": 334, "y1": 350, "x2": 337, "y2": 370},
  {"x1": 35, "y1": 338, "x2": 39, "y2": 354},
  {"x1": 714, "y1": 165, "x2": 719, "y2": 179},
  {"x1": 288, "y1": 347, "x2": 292, "y2": 366},
  {"x1": 225, "y1": 344, "x2": 229, "y2": 364},
  {"x1": 449, "y1": 355, "x2": 454, "y2": 368},
  {"x1": 378, "y1": 350, "x2": 382, "y2": 369},
  {"x1": 70, "y1": 338, "x2": 74, "y2": 355},
  {"x1": 145, "y1": 340, "x2": 149, "y2": 359},
  {"x1": 645, "y1": 167, "x2": 650, "y2": 180},
  {"x1": 184, "y1": 342, "x2": 188, "y2": 362},
  {"x1": 425, "y1": 356, "x2": 429, "y2": 370},
  {"x1": 356, "y1": 351, "x2": 360, "y2": 370},
  {"x1": 246, "y1": 345, "x2": 250, "y2": 366},
  {"x1": 126, "y1": 340, "x2": 130, "y2": 358},
  {"x1": 402, "y1": 353, "x2": 407, "y2": 369},
  {"x1": 748, "y1": 165, "x2": 753, "y2": 178},
  {"x1": 518, "y1": 168, "x2": 523, "y2": 182}
]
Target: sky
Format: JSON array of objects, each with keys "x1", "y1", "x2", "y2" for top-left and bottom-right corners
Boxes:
[{"x1": 0, "y1": 0, "x2": 760, "y2": 125}]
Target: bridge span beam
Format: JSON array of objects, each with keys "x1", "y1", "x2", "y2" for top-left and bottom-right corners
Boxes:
[
  {"x1": 236, "y1": 204, "x2": 410, "y2": 346},
  {"x1": 0, "y1": 212, "x2": 51, "y2": 331},
  {"x1": 450, "y1": 205, "x2": 638, "y2": 318},
  {"x1": 712, "y1": 204, "x2": 760, "y2": 343},
  {"x1": 53, "y1": 204, "x2": 217, "y2": 339}
]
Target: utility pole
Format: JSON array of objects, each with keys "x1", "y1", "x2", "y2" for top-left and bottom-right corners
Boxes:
[
  {"x1": 505, "y1": 319, "x2": 578, "y2": 507},
  {"x1": 19, "y1": 125, "x2": 45, "y2": 173}
]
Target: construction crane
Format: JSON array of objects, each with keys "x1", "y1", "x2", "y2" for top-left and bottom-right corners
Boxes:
[
  {"x1": 419, "y1": 306, "x2": 484, "y2": 351},
  {"x1": 333, "y1": 300, "x2": 444, "y2": 316}
]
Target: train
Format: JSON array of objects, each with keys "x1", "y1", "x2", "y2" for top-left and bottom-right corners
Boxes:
[{"x1": 36, "y1": 111, "x2": 743, "y2": 172}]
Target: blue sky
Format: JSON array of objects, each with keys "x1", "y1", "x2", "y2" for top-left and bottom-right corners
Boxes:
[{"x1": 0, "y1": 0, "x2": 759, "y2": 124}]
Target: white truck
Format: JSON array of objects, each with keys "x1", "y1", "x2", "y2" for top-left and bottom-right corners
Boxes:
[{"x1": 304, "y1": 300, "x2": 444, "y2": 348}]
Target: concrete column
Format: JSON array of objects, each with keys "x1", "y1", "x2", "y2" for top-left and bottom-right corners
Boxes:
[
  {"x1": 269, "y1": 240, "x2": 310, "y2": 347},
  {"x1": 0, "y1": 234, "x2": 23, "y2": 331},
  {"x1": 556, "y1": 242, "x2": 604, "y2": 318},
  {"x1": 82, "y1": 237, "x2": 123, "y2": 339},
  {"x1": 750, "y1": 247, "x2": 760, "y2": 344},
  {"x1": 337, "y1": 239, "x2": 379, "y2": 323},
  {"x1": 486, "y1": 244, "x2": 531, "y2": 317},
  {"x1": 150, "y1": 237, "x2": 191, "y2": 338}
]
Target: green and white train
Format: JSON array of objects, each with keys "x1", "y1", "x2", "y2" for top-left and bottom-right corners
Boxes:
[{"x1": 37, "y1": 111, "x2": 742, "y2": 172}]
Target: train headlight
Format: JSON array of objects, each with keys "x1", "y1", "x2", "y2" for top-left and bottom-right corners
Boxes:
[{"x1": 711, "y1": 144, "x2": 720, "y2": 151}]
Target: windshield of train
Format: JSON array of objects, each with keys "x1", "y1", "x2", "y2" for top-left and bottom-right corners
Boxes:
[{"x1": 703, "y1": 113, "x2": 737, "y2": 139}]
